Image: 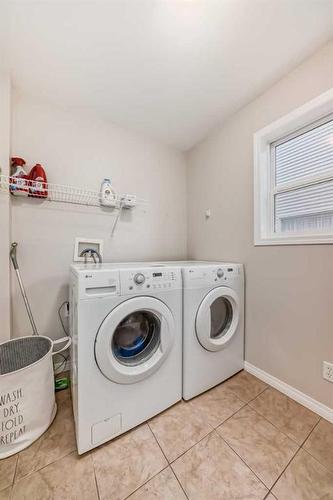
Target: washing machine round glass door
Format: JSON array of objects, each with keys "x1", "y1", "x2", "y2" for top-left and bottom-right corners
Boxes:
[
  {"x1": 195, "y1": 287, "x2": 240, "y2": 352},
  {"x1": 95, "y1": 296, "x2": 175, "y2": 384}
]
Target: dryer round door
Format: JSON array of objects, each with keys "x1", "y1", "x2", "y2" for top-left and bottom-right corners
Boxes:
[
  {"x1": 95, "y1": 296, "x2": 175, "y2": 384},
  {"x1": 195, "y1": 287, "x2": 240, "y2": 352}
]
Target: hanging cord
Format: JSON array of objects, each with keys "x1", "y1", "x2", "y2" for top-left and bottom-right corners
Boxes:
[
  {"x1": 54, "y1": 301, "x2": 70, "y2": 375},
  {"x1": 58, "y1": 301, "x2": 69, "y2": 336},
  {"x1": 54, "y1": 353, "x2": 68, "y2": 374},
  {"x1": 111, "y1": 200, "x2": 124, "y2": 237}
]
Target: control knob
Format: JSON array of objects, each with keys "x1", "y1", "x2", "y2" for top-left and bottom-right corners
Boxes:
[
  {"x1": 217, "y1": 268, "x2": 224, "y2": 278},
  {"x1": 134, "y1": 273, "x2": 145, "y2": 285}
]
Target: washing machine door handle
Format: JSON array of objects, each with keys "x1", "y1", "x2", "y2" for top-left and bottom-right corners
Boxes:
[
  {"x1": 159, "y1": 314, "x2": 173, "y2": 353},
  {"x1": 198, "y1": 305, "x2": 212, "y2": 341},
  {"x1": 196, "y1": 287, "x2": 240, "y2": 352}
]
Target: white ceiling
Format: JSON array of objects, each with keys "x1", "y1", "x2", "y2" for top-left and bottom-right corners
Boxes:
[{"x1": 6, "y1": 0, "x2": 333, "y2": 150}]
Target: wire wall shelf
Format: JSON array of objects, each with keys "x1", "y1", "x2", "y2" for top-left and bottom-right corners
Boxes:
[{"x1": 0, "y1": 174, "x2": 147, "y2": 210}]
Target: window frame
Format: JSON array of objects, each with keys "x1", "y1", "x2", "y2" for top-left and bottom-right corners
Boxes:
[{"x1": 254, "y1": 88, "x2": 333, "y2": 246}]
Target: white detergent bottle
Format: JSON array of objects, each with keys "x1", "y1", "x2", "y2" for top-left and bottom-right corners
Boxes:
[{"x1": 100, "y1": 178, "x2": 117, "y2": 207}]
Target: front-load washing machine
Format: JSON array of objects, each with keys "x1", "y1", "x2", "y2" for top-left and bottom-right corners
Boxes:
[
  {"x1": 69, "y1": 263, "x2": 182, "y2": 454},
  {"x1": 180, "y1": 262, "x2": 244, "y2": 400}
]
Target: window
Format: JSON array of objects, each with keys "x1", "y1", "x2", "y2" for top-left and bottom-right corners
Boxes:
[{"x1": 254, "y1": 89, "x2": 333, "y2": 245}]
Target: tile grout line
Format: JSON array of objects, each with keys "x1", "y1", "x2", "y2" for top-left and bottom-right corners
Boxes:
[
  {"x1": 155, "y1": 391, "x2": 261, "y2": 468},
  {"x1": 300, "y1": 417, "x2": 321, "y2": 448},
  {"x1": 245, "y1": 402, "x2": 302, "y2": 447},
  {"x1": 169, "y1": 464, "x2": 190, "y2": 500},
  {"x1": 246, "y1": 384, "x2": 270, "y2": 402},
  {"x1": 223, "y1": 382, "x2": 270, "y2": 406},
  {"x1": 81, "y1": 416, "x2": 164, "y2": 499},
  {"x1": 183, "y1": 375, "x2": 268, "y2": 431},
  {"x1": 212, "y1": 398, "x2": 249, "y2": 428},
  {"x1": 170, "y1": 431, "x2": 217, "y2": 499},
  {"x1": 5, "y1": 466, "x2": 15, "y2": 500},
  {"x1": 92, "y1": 422, "x2": 170, "y2": 500},
  {"x1": 300, "y1": 417, "x2": 331, "y2": 470},
  {"x1": 11, "y1": 454, "x2": 19, "y2": 487},
  {"x1": 239, "y1": 387, "x2": 324, "y2": 494},
  {"x1": 91, "y1": 455, "x2": 101, "y2": 500},
  {"x1": 214, "y1": 430, "x2": 270, "y2": 493},
  {"x1": 188, "y1": 396, "x2": 246, "y2": 430},
  {"x1": 217, "y1": 390, "x2": 304, "y2": 451},
  {"x1": 9, "y1": 450, "x2": 78, "y2": 486},
  {"x1": 215, "y1": 401, "x2": 305, "y2": 495},
  {"x1": 147, "y1": 420, "x2": 190, "y2": 499},
  {"x1": 246, "y1": 385, "x2": 270, "y2": 404},
  {"x1": 247, "y1": 389, "x2": 321, "y2": 448},
  {"x1": 203, "y1": 374, "x2": 271, "y2": 430},
  {"x1": 219, "y1": 378, "x2": 325, "y2": 492},
  {"x1": 146, "y1": 421, "x2": 172, "y2": 465},
  {"x1": 120, "y1": 420, "x2": 188, "y2": 500},
  {"x1": 123, "y1": 464, "x2": 171, "y2": 500},
  {"x1": 140, "y1": 380, "x2": 282, "y2": 495},
  {"x1": 17, "y1": 447, "x2": 77, "y2": 481},
  {"x1": 11, "y1": 391, "x2": 76, "y2": 486},
  {"x1": 91, "y1": 392, "x2": 329, "y2": 500},
  {"x1": 268, "y1": 446, "x2": 303, "y2": 494},
  {"x1": 249, "y1": 380, "x2": 325, "y2": 424},
  {"x1": 299, "y1": 443, "x2": 333, "y2": 476},
  {"x1": 169, "y1": 428, "x2": 216, "y2": 465},
  {"x1": 147, "y1": 402, "x2": 217, "y2": 465}
]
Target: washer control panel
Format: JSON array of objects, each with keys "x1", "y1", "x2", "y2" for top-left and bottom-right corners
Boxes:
[
  {"x1": 134, "y1": 272, "x2": 145, "y2": 285},
  {"x1": 216, "y1": 268, "x2": 224, "y2": 278},
  {"x1": 121, "y1": 267, "x2": 181, "y2": 293}
]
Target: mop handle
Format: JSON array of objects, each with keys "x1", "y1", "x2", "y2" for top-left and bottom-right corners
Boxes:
[
  {"x1": 10, "y1": 242, "x2": 39, "y2": 336},
  {"x1": 10, "y1": 242, "x2": 19, "y2": 269}
]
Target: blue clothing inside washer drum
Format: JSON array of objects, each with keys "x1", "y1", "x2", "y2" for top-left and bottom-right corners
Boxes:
[
  {"x1": 113, "y1": 312, "x2": 152, "y2": 358},
  {"x1": 117, "y1": 335, "x2": 146, "y2": 357}
]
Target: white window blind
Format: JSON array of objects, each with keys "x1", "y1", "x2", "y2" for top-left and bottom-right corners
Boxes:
[{"x1": 272, "y1": 116, "x2": 333, "y2": 234}]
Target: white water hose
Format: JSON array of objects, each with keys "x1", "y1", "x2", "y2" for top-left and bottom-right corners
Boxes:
[{"x1": 10, "y1": 242, "x2": 39, "y2": 336}]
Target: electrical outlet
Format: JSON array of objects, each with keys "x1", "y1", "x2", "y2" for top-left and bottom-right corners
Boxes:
[{"x1": 323, "y1": 361, "x2": 333, "y2": 383}]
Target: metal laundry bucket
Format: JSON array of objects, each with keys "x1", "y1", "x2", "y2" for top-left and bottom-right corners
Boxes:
[{"x1": 0, "y1": 335, "x2": 71, "y2": 458}]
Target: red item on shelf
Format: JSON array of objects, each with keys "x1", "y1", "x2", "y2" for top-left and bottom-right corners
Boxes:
[
  {"x1": 28, "y1": 164, "x2": 48, "y2": 198},
  {"x1": 11, "y1": 157, "x2": 26, "y2": 168},
  {"x1": 10, "y1": 157, "x2": 29, "y2": 196}
]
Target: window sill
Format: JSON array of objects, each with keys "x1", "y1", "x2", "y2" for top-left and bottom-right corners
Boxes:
[{"x1": 254, "y1": 234, "x2": 333, "y2": 246}]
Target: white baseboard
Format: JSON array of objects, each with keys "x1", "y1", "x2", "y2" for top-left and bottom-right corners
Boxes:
[{"x1": 244, "y1": 361, "x2": 333, "y2": 423}]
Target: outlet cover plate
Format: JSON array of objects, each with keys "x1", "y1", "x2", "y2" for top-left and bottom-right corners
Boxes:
[{"x1": 323, "y1": 361, "x2": 333, "y2": 383}]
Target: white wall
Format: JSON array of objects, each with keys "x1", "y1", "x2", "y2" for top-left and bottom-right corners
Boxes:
[
  {"x1": 187, "y1": 41, "x2": 333, "y2": 409},
  {"x1": 11, "y1": 92, "x2": 187, "y2": 339},
  {"x1": 0, "y1": 74, "x2": 11, "y2": 342}
]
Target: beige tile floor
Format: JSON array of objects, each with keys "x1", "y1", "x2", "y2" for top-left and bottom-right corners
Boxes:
[{"x1": 1, "y1": 370, "x2": 333, "y2": 500}]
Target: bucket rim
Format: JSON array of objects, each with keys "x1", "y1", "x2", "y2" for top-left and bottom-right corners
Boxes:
[{"x1": 0, "y1": 335, "x2": 54, "y2": 377}]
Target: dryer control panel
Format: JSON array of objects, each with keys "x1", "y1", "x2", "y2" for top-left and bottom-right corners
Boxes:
[
  {"x1": 183, "y1": 264, "x2": 243, "y2": 289},
  {"x1": 121, "y1": 267, "x2": 182, "y2": 294}
]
